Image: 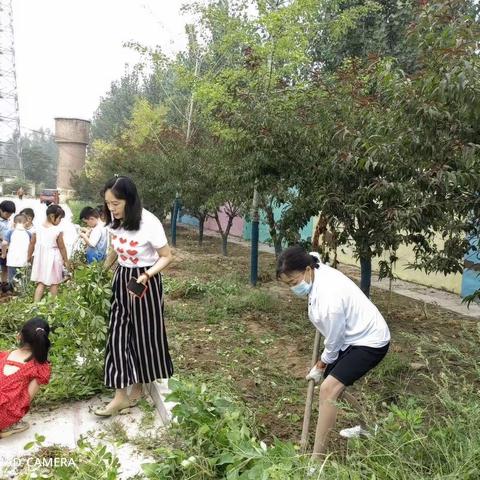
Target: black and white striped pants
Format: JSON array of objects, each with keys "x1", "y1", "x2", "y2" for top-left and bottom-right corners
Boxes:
[{"x1": 104, "y1": 265, "x2": 174, "y2": 389}]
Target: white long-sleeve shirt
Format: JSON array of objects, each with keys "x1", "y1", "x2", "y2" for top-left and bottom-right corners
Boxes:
[{"x1": 307, "y1": 256, "x2": 390, "y2": 364}]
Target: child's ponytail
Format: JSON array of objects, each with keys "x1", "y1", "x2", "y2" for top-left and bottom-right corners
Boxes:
[{"x1": 20, "y1": 317, "x2": 51, "y2": 363}]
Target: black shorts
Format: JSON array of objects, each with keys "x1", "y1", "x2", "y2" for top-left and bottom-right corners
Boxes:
[
  {"x1": 0, "y1": 257, "x2": 6, "y2": 267},
  {"x1": 324, "y1": 343, "x2": 389, "y2": 387}
]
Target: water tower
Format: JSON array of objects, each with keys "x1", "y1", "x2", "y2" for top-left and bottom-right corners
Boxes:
[{"x1": 55, "y1": 117, "x2": 90, "y2": 199}]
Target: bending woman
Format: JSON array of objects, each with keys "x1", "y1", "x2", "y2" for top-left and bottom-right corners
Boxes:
[
  {"x1": 95, "y1": 176, "x2": 174, "y2": 416},
  {"x1": 277, "y1": 245, "x2": 390, "y2": 458}
]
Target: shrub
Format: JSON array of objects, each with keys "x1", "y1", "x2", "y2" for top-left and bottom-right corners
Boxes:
[
  {"x1": 141, "y1": 378, "x2": 311, "y2": 479},
  {"x1": 0, "y1": 263, "x2": 112, "y2": 404},
  {"x1": 12, "y1": 435, "x2": 121, "y2": 480}
]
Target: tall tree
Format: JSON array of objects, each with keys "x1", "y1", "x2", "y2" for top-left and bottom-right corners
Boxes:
[
  {"x1": 90, "y1": 67, "x2": 142, "y2": 142},
  {"x1": 21, "y1": 129, "x2": 58, "y2": 187}
]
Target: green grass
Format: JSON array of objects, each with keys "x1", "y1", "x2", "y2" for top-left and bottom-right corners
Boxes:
[
  {"x1": 370, "y1": 351, "x2": 410, "y2": 380},
  {"x1": 98, "y1": 419, "x2": 130, "y2": 446},
  {"x1": 0, "y1": 263, "x2": 112, "y2": 406},
  {"x1": 223, "y1": 288, "x2": 278, "y2": 315},
  {"x1": 67, "y1": 199, "x2": 96, "y2": 223},
  {"x1": 3, "y1": 228, "x2": 480, "y2": 479}
]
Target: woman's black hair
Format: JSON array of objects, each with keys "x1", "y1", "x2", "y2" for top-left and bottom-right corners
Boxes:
[
  {"x1": 46, "y1": 204, "x2": 65, "y2": 221},
  {"x1": 102, "y1": 176, "x2": 142, "y2": 231},
  {"x1": 20, "y1": 317, "x2": 51, "y2": 363},
  {"x1": 276, "y1": 245, "x2": 320, "y2": 279}
]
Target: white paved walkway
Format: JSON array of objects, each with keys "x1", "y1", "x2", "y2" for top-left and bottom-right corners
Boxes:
[
  {"x1": 0, "y1": 196, "x2": 80, "y2": 258},
  {"x1": 0, "y1": 390, "x2": 169, "y2": 479}
]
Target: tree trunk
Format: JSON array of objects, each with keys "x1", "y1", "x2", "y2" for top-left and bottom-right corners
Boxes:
[
  {"x1": 221, "y1": 235, "x2": 228, "y2": 256},
  {"x1": 312, "y1": 214, "x2": 328, "y2": 250},
  {"x1": 221, "y1": 215, "x2": 234, "y2": 257},
  {"x1": 359, "y1": 254, "x2": 372, "y2": 298},
  {"x1": 213, "y1": 212, "x2": 228, "y2": 256},
  {"x1": 198, "y1": 216, "x2": 205, "y2": 246},
  {"x1": 265, "y1": 202, "x2": 283, "y2": 258},
  {"x1": 274, "y1": 238, "x2": 283, "y2": 257}
]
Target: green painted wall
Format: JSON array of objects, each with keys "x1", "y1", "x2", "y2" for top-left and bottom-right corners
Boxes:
[{"x1": 243, "y1": 206, "x2": 313, "y2": 245}]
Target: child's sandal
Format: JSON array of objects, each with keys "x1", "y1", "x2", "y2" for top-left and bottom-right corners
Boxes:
[{"x1": 0, "y1": 420, "x2": 30, "y2": 438}]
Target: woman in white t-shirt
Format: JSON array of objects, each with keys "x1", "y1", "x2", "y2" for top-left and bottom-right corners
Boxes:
[
  {"x1": 94, "y1": 176, "x2": 174, "y2": 417},
  {"x1": 277, "y1": 245, "x2": 390, "y2": 459}
]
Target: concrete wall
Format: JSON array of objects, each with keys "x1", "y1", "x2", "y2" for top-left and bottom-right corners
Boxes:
[
  {"x1": 311, "y1": 216, "x2": 464, "y2": 294},
  {"x1": 243, "y1": 210, "x2": 313, "y2": 245},
  {"x1": 179, "y1": 203, "x2": 313, "y2": 247},
  {"x1": 178, "y1": 210, "x2": 245, "y2": 237},
  {"x1": 461, "y1": 236, "x2": 480, "y2": 298},
  {"x1": 204, "y1": 207, "x2": 245, "y2": 237},
  {"x1": 178, "y1": 213, "x2": 199, "y2": 228}
]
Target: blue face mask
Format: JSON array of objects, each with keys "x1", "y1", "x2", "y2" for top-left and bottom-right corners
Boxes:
[{"x1": 291, "y1": 279, "x2": 312, "y2": 297}]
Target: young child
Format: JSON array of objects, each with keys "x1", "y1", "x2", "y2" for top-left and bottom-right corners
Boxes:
[
  {"x1": 20, "y1": 208, "x2": 36, "y2": 235},
  {"x1": 96, "y1": 204, "x2": 107, "y2": 223},
  {"x1": 0, "y1": 200, "x2": 16, "y2": 293},
  {"x1": 96, "y1": 204, "x2": 110, "y2": 251},
  {"x1": 0, "y1": 317, "x2": 51, "y2": 438},
  {"x1": 29, "y1": 205, "x2": 69, "y2": 302},
  {"x1": 2, "y1": 214, "x2": 32, "y2": 293},
  {"x1": 79, "y1": 206, "x2": 108, "y2": 264}
]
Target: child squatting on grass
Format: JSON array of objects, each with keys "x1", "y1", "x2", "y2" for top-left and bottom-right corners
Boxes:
[
  {"x1": 277, "y1": 245, "x2": 391, "y2": 459},
  {"x1": 0, "y1": 317, "x2": 51, "y2": 438}
]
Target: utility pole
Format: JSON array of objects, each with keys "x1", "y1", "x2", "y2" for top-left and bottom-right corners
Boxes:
[
  {"x1": 250, "y1": 185, "x2": 260, "y2": 286},
  {"x1": 0, "y1": 0, "x2": 23, "y2": 180},
  {"x1": 250, "y1": 21, "x2": 277, "y2": 286}
]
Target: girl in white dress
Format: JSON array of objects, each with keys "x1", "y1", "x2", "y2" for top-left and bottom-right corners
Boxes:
[{"x1": 28, "y1": 205, "x2": 69, "y2": 302}]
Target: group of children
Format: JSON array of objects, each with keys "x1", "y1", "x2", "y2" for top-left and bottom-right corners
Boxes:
[
  {"x1": 0, "y1": 201, "x2": 36, "y2": 295},
  {"x1": 0, "y1": 203, "x2": 108, "y2": 438},
  {"x1": 0, "y1": 202, "x2": 108, "y2": 301}
]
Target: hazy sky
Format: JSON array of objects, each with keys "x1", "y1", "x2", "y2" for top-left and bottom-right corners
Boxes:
[{"x1": 12, "y1": 0, "x2": 197, "y2": 133}]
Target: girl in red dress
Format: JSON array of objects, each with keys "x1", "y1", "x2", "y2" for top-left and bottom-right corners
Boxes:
[{"x1": 0, "y1": 317, "x2": 51, "y2": 438}]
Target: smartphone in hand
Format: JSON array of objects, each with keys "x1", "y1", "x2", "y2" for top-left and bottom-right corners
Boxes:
[{"x1": 127, "y1": 277, "x2": 148, "y2": 298}]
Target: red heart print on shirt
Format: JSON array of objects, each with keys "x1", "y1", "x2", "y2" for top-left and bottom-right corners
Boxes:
[
  {"x1": 117, "y1": 248, "x2": 124, "y2": 254},
  {"x1": 127, "y1": 249, "x2": 138, "y2": 256},
  {"x1": 119, "y1": 238, "x2": 127, "y2": 244},
  {"x1": 130, "y1": 257, "x2": 139, "y2": 264},
  {"x1": 120, "y1": 255, "x2": 128, "y2": 262},
  {"x1": 130, "y1": 241, "x2": 139, "y2": 247}
]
